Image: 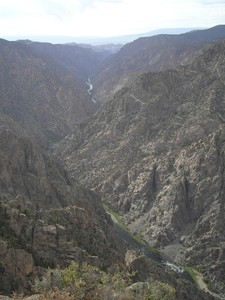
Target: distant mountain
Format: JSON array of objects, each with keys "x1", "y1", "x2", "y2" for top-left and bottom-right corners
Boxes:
[
  {"x1": 19, "y1": 40, "x2": 106, "y2": 89},
  {"x1": 77, "y1": 43, "x2": 123, "y2": 55},
  {"x1": 79, "y1": 27, "x2": 207, "y2": 45},
  {"x1": 1, "y1": 25, "x2": 225, "y2": 299},
  {"x1": 91, "y1": 25, "x2": 225, "y2": 104},
  {"x1": 0, "y1": 38, "x2": 98, "y2": 148},
  {"x1": 54, "y1": 39, "x2": 225, "y2": 295},
  {"x1": 4, "y1": 27, "x2": 206, "y2": 45}
]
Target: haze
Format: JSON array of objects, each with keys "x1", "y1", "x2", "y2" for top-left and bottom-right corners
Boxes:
[{"x1": 1, "y1": 0, "x2": 225, "y2": 43}]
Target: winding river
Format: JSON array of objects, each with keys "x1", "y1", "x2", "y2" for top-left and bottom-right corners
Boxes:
[
  {"x1": 86, "y1": 77, "x2": 97, "y2": 104},
  {"x1": 113, "y1": 222, "x2": 195, "y2": 284},
  {"x1": 86, "y1": 74, "x2": 195, "y2": 284}
]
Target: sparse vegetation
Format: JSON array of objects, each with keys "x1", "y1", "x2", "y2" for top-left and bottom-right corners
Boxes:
[
  {"x1": 183, "y1": 265, "x2": 199, "y2": 288},
  {"x1": 103, "y1": 202, "x2": 159, "y2": 255},
  {"x1": 44, "y1": 129, "x2": 64, "y2": 143},
  {"x1": 132, "y1": 232, "x2": 144, "y2": 244},
  {"x1": 103, "y1": 203, "x2": 128, "y2": 231},
  {"x1": 11, "y1": 260, "x2": 176, "y2": 300}
]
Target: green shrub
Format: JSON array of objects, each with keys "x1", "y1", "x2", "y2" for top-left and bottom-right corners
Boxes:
[{"x1": 32, "y1": 260, "x2": 177, "y2": 299}]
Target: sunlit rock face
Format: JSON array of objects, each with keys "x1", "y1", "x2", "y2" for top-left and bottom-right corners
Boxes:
[
  {"x1": 1, "y1": 26, "x2": 225, "y2": 298},
  {"x1": 54, "y1": 40, "x2": 225, "y2": 294},
  {"x1": 91, "y1": 25, "x2": 225, "y2": 104}
]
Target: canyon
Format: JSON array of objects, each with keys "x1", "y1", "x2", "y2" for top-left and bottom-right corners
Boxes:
[{"x1": 1, "y1": 25, "x2": 225, "y2": 298}]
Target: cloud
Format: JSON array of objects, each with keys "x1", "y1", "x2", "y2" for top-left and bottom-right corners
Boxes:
[
  {"x1": 1, "y1": 0, "x2": 39, "y2": 17},
  {"x1": 76, "y1": 0, "x2": 122, "y2": 11},
  {"x1": 0, "y1": 0, "x2": 224, "y2": 39},
  {"x1": 197, "y1": 0, "x2": 225, "y2": 4},
  {"x1": 32, "y1": 0, "x2": 78, "y2": 20},
  {"x1": 98, "y1": 0, "x2": 122, "y2": 2},
  {"x1": 34, "y1": 0, "x2": 123, "y2": 18},
  {"x1": 79, "y1": 0, "x2": 122, "y2": 4}
]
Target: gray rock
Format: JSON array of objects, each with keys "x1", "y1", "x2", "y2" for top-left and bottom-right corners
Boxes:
[{"x1": 54, "y1": 40, "x2": 225, "y2": 294}]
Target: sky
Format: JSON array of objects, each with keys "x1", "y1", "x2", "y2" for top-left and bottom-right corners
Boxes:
[{"x1": 1, "y1": 0, "x2": 225, "y2": 41}]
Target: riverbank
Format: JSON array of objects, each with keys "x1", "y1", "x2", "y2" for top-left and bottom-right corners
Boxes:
[
  {"x1": 105, "y1": 209, "x2": 195, "y2": 283},
  {"x1": 106, "y1": 209, "x2": 225, "y2": 298},
  {"x1": 194, "y1": 270, "x2": 221, "y2": 299},
  {"x1": 159, "y1": 243, "x2": 223, "y2": 299}
]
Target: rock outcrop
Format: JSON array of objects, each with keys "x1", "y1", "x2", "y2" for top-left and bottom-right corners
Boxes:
[
  {"x1": 0, "y1": 130, "x2": 125, "y2": 295},
  {"x1": 0, "y1": 39, "x2": 98, "y2": 148},
  {"x1": 54, "y1": 39, "x2": 225, "y2": 295},
  {"x1": 91, "y1": 25, "x2": 225, "y2": 104},
  {"x1": 24, "y1": 40, "x2": 105, "y2": 89},
  {"x1": 125, "y1": 251, "x2": 215, "y2": 300},
  {"x1": 1, "y1": 26, "x2": 225, "y2": 298}
]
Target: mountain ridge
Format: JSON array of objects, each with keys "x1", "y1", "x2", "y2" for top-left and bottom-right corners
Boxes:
[
  {"x1": 53, "y1": 39, "x2": 225, "y2": 294},
  {"x1": 91, "y1": 25, "x2": 225, "y2": 104},
  {"x1": 21, "y1": 40, "x2": 106, "y2": 89},
  {"x1": 0, "y1": 25, "x2": 225, "y2": 298},
  {"x1": 3, "y1": 27, "x2": 207, "y2": 45},
  {"x1": 0, "y1": 38, "x2": 98, "y2": 148}
]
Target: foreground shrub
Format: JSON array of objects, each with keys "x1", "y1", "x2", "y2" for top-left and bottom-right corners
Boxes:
[{"x1": 12, "y1": 261, "x2": 176, "y2": 299}]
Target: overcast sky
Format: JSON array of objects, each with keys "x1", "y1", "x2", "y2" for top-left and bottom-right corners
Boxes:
[{"x1": 1, "y1": 0, "x2": 225, "y2": 40}]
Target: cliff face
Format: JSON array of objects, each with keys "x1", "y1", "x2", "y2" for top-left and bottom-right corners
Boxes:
[
  {"x1": 54, "y1": 40, "x2": 225, "y2": 294},
  {"x1": 0, "y1": 39, "x2": 98, "y2": 148},
  {"x1": 24, "y1": 41, "x2": 105, "y2": 89},
  {"x1": 0, "y1": 130, "x2": 125, "y2": 295},
  {"x1": 91, "y1": 25, "x2": 225, "y2": 104},
  {"x1": 1, "y1": 28, "x2": 225, "y2": 298}
]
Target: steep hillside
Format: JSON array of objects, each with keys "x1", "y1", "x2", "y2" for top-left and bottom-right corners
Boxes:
[
  {"x1": 0, "y1": 111, "x2": 36, "y2": 143},
  {"x1": 0, "y1": 130, "x2": 212, "y2": 300},
  {"x1": 54, "y1": 39, "x2": 225, "y2": 295},
  {"x1": 91, "y1": 25, "x2": 225, "y2": 104},
  {"x1": 0, "y1": 39, "x2": 98, "y2": 148},
  {"x1": 23, "y1": 41, "x2": 105, "y2": 89},
  {"x1": 0, "y1": 130, "x2": 126, "y2": 295}
]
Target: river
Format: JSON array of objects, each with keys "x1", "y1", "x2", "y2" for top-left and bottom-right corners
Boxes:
[
  {"x1": 86, "y1": 77, "x2": 98, "y2": 104},
  {"x1": 113, "y1": 222, "x2": 195, "y2": 284},
  {"x1": 86, "y1": 77, "x2": 93, "y2": 94}
]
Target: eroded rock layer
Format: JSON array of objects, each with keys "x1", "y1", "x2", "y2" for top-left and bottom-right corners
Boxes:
[
  {"x1": 54, "y1": 40, "x2": 225, "y2": 294},
  {"x1": 0, "y1": 130, "x2": 125, "y2": 295},
  {"x1": 91, "y1": 25, "x2": 225, "y2": 104},
  {"x1": 0, "y1": 39, "x2": 98, "y2": 147}
]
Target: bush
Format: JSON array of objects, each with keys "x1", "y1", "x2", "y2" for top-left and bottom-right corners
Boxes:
[{"x1": 23, "y1": 261, "x2": 176, "y2": 300}]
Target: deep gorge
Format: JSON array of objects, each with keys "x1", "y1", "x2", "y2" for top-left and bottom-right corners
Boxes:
[{"x1": 1, "y1": 26, "x2": 225, "y2": 299}]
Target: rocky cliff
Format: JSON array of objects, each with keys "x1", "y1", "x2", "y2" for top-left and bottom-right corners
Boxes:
[
  {"x1": 0, "y1": 39, "x2": 98, "y2": 148},
  {"x1": 54, "y1": 39, "x2": 225, "y2": 295},
  {"x1": 23, "y1": 40, "x2": 105, "y2": 89},
  {"x1": 0, "y1": 130, "x2": 125, "y2": 295},
  {"x1": 91, "y1": 25, "x2": 225, "y2": 104}
]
